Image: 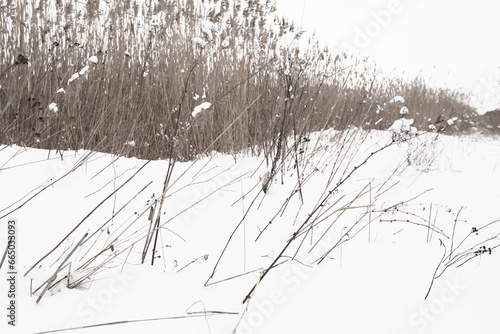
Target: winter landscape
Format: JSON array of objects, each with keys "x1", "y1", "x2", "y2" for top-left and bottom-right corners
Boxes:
[{"x1": 1, "y1": 0, "x2": 499, "y2": 333}]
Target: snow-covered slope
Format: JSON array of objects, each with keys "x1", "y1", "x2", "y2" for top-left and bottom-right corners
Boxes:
[{"x1": 1, "y1": 129, "x2": 499, "y2": 334}]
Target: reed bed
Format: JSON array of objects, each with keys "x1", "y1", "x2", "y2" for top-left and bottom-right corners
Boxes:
[{"x1": 0, "y1": 0, "x2": 479, "y2": 161}]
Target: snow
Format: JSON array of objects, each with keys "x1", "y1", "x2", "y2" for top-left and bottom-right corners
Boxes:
[
  {"x1": 48, "y1": 102, "x2": 58, "y2": 113},
  {"x1": 389, "y1": 117, "x2": 417, "y2": 134},
  {"x1": 200, "y1": 20, "x2": 217, "y2": 41},
  {"x1": 56, "y1": 88, "x2": 66, "y2": 94},
  {"x1": 447, "y1": 117, "x2": 459, "y2": 125},
  {"x1": 1, "y1": 129, "x2": 499, "y2": 334},
  {"x1": 400, "y1": 105, "x2": 410, "y2": 114},
  {"x1": 390, "y1": 95, "x2": 405, "y2": 104},
  {"x1": 192, "y1": 102, "x2": 212, "y2": 117},
  {"x1": 79, "y1": 65, "x2": 89, "y2": 76},
  {"x1": 124, "y1": 140, "x2": 136, "y2": 147},
  {"x1": 69, "y1": 64, "x2": 93, "y2": 84},
  {"x1": 88, "y1": 56, "x2": 98, "y2": 64},
  {"x1": 192, "y1": 37, "x2": 207, "y2": 48},
  {"x1": 68, "y1": 72, "x2": 79, "y2": 84}
]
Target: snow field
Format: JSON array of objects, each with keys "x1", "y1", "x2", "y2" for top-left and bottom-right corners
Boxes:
[{"x1": 0, "y1": 129, "x2": 499, "y2": 333}]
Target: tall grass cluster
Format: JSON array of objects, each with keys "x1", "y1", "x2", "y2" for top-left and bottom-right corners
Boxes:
[{"x1": 1, "y1": 0, "x2": 478, "y2": 160}]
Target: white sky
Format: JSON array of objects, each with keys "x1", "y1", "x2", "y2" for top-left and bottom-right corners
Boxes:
[{"x1": 274, "y1": 0, "x2": 500, "y2": 113}]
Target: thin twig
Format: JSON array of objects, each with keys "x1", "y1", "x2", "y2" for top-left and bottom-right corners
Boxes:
[
  {"x1": 36, "y1": 232, "x2": 88, "y2": 303},
  {"x1": 449, "y1": 206, "x2": 465, "y2": 260},
  {"x1": 25, "y1": 160, "x2": 150, "y2": 277},
  {"x1": 33, "y1": 312, "x2": 238, "y2": 334},
  {"x1": 425, "y1": 239, "x2": 447, "y2": 299}
]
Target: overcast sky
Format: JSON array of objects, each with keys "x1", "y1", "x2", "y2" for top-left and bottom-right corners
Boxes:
[{"x1": 274, "y1": 0, "x2": 500, "y2": 113}]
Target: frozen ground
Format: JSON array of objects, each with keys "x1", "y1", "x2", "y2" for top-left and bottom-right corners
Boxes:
[{"x1": 0, "y1": 128, "x2": 499, "y2": 334}]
